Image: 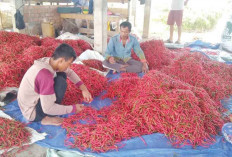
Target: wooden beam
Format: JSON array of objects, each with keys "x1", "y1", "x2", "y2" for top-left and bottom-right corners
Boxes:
[
  {"x1": 79, "y1": 28, "x2": 93, "y2": 34},
  {"x1": 107, "y1": 0, "x2": 128, "y2": 3},
  {"x1": 108, "y1": 8, "x2": 128, "y2": 18},
  {"x1": 60, "y1": 14, "x2": 121, "y2": 22},
  {"x1": 60, "y1": 13, "x2": 122, "y2": 38},
  {"x1": 127, "y1": 0, "x2": 130, "y2": 21},
  {"x1": 61, "y1": 14, "x2": 93, "y2": 20},
  {"x1": 142, "y1": 0, "x2": 151, "y2": 38},
  {"x1": 24, "y1": 0, "x2": 127, "y2": 3},
  {"x1": 79, "y1": 28, "x2": 118, "y2": 37},
  {"x1": 130, "y1": 0, "x2": 137, "y2": 26},
  {"x1": 24, "y1": 0, "x2": 71, "y2": 2},
  {"x1": 94, "y1": 0, "x2": 107, "y2": 54}
]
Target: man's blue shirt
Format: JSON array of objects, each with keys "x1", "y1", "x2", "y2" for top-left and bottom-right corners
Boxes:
[{"x1": 104, "y1": 34, "x2": 146, "y2": 62}]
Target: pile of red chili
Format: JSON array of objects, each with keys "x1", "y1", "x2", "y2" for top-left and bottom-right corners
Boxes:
[
  {"x1": 62, "y1": 70, "x2": 224, "y2": 152},
  {"x1": 132, "y1": 40, "x2": 175, "y2": 70},
  {"x1": 40, "y1": 37, "x2": 92, "y2": 57},
  {"x1": 1, "y1": 31, "x2": 232, "y2": 153},
  {"x1": 82, "y1": 59, "x2": 107, "y2": 72},
  {"x1": 161, "y1": 52, "x2": 232, "y2": 104},
  {"x1": 0, "y1": 117, "x2": 31, "y2": 150},
  {"x1": 0, "y1": 31, "x2": 41, "y2": 90},
  {"x1": 62, "y1": 44, "x2": 232, "y2": 152},
  {"x1": 62, "y1": 64, "x2": 108, "y2": 105},
  {"x1": 0, "y1": 31, "x2": 93, "y2": 90}
]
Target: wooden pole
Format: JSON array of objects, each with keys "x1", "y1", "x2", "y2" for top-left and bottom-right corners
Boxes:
[
  {"x1": 142, "y1": 0, "x2": 151, "y2": 38},
  {"x1": 129, "y1": 0, "x2": 136, "y2": 27},
  {"x1": 94, "y1": 0, "x2": 107, "y2": 54}
]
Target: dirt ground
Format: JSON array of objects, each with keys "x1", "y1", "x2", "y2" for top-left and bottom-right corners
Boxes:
[{"x1": 6, "y1": 144, "x2": 47, "y2": 157}]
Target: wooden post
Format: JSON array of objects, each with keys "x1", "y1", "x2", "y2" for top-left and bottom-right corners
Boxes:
[
  {"x1": 129, "y1": 0, "x2": 136, "y2": 27},
  {"x1": 127, "y1": 0, "x2": 130, "y2": 21},
  {"x1": 0, "y1": 13, "x2": 2, "y2": 30},
  {"x1": 94, "y1": 0, "x2": 107, "y2": 54},
  {"x1": 142, "y1": 0, "x2": 151, "y2": 38},
  {"x1": 11, "y1": 0, "x2": 24, "y2": 33},
  {"x1": 86, "y1": 20, "x2": 90, "y2": 36}
]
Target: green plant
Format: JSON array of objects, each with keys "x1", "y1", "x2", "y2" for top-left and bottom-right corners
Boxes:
[
  {"x1": 182, "y1": 9, "x2": 222, "y2": 32},
  {"x1": 152, "y1": 8, "x2": 222, "y2": 33}
]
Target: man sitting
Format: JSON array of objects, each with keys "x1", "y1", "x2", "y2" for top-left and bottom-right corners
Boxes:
[{"x1": 103, "y1": 21, "x2": 148, "y2": 73}]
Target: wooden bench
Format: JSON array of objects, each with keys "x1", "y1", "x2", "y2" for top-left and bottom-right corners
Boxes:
[
  {"x1": 60, "y1": 0, "x2": 129, "y2": 36},
  {"x1": 60, "y1": 13, "x2": 125, "y2": 36}
]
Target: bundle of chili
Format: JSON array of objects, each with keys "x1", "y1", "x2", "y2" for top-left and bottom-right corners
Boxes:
[
  {"x1": 82, "y1": 59, "x2": 107, "y2": 72},
  {"x1": 0, "y1": 117, "x2": 31, "y2": 150},
  {"x1": 62, "y1": 64, "x2": 108, "y2": 105},
  {"x1": 62, "y1": 70, "x2": 223, "y2": 152}
]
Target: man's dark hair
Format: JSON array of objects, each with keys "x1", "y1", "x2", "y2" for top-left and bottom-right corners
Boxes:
[
  {"x1": 52, "y1": 43, "x2": 77, "y2": 61},
  {"x1": 120, "y1": 21, "x2": 132, "y2": 32}
]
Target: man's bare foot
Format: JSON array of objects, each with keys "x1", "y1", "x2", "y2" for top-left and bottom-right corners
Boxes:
[{"x1": 41, "y1": 116, "x2": 63, "y2": 126}]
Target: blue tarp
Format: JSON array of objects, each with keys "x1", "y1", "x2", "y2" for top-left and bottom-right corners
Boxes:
[
  {"x1": 188, "y1": 40, "x2": 232, "y2": 64},
  {"x1": 3, "y1": 70, "x2": 232, "y2": 157},
  {"x1": 188, "y1": 40, "x2": 220, "y2": 49}
]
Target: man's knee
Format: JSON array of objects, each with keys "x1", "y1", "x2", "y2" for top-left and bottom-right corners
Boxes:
[
  {"x1": 125, "y1": 60, "x2": 143, "y2": 73},
  {"x1": 54, "y1": 73, "x2": 67, "y2": 93},
  {"x1": 54, "y1": 77, "x2": 67, "y2": 104},
  {"x1": 56, "y1": 72, "x2": 67, "y2": 80},
  {"x1": 126, "y1": 65, "x2": 142, "y2": 73},
  {"x1": 137, "y1": 61, "x2": 143, "y2": 67},
  {"x1": 136, "y1": 64, "x2": 143, "y2": 73}
]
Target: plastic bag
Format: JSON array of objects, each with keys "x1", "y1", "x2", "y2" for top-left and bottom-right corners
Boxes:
[
  {"x1": 222, "y1": 122, "x2": 232, "y2": 144},
  {"x1": 14, "y1": 9, "x2": 25, "y2": 30},
  {"x1": 221, "y1": 15, "x2": 232, "y2": 52},
  {"x1": 78, "y1": 49, "x2": 105, "y2": 61}
]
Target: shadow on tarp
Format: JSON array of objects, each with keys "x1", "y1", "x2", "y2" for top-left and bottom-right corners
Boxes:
[{"x1": 3, "y1": 71, "x2": 232, "y2": 157}]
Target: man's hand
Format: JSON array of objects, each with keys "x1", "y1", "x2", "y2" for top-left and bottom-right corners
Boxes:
[
  {"x1": 142, "y1": 62, "x2": 148, "y2": 73},
  {"x1": 82, "y1": 90, "x2": 93, "y2": 103},
  {"x1": 75, "y1": 104, "x2": 85, "y2": 113},
  {"x1": 108, "y1": 56, "x2": 116, "y2": 64},
  {"x1": 79, "y1": 84, "x2": 93, "y2": 103}
]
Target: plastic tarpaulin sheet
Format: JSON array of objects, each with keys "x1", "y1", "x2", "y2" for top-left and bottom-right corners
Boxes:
[
  {"x1": 0, "y1": 111, "x2": 46, "y2": 154},
  {"x1": 187, "y1": 40, "x2": 232, "y2": 64},
  {"x1": 2, "y1": 70, "x2": 232, "y2": 157}
]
